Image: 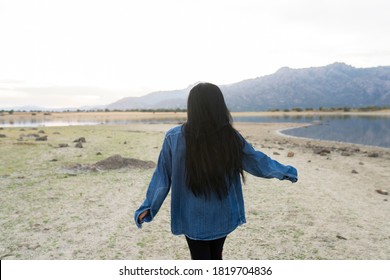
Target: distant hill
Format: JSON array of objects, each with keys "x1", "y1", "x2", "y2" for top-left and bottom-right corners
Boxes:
[
  {"x1": 107, "y1": 62, "x2": 390, "y2": 111},
  {"x1": 107, "y1": 87, "x2": 189, "y2": 110}
]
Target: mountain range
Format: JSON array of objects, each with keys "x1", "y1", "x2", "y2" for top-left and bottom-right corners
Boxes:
[{"x1": 107, "y1": 62, "x2": 390, "y2": 111}]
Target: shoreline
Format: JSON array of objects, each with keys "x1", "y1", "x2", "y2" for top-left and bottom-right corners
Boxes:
[
  {"x1": 276, "y1": 124, "x2": 390, "y2": 151},
  {"x1": 2, "y1": 111, "x2": 389, "y2": 150},
  {"x1": 237, "y1": 122, "x2": 390, "y2": 155}
]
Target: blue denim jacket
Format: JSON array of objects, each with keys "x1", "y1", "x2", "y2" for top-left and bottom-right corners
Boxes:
[{"x1": 134, "y1": 125, "x2": 298, "y2": 240}]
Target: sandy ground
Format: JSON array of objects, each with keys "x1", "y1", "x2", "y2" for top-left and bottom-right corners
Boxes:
[{"x1": 0, "y1": 116, "x2": 389, "y2": 260}]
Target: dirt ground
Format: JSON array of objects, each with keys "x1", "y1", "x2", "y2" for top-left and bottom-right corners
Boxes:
[{"x1": 0, "y1": 115, "x2": 389, "y2": 259}]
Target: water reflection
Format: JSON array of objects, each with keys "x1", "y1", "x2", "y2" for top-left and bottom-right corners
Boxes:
[
  {"x1": 281, "y1": 116, "x2": 390, "y2": 148},
  {"x1": 233, "y1": 115, "x2": 390, "y2": 148},
  {"x1": 0, "y1": 118, "x2": 187, "y2": 127}
]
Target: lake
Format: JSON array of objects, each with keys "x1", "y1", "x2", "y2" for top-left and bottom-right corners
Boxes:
[
  {"x1": 1, "y1": 114, "x2": 389, "y2": 148},
  {"x1": 234, "y1": 115, "x2": 390, "y2": 148}
]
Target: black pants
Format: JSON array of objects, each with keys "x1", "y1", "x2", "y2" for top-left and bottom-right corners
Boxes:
[{"x1": 185, "y1": 236, "x2": 227, "y2": 260}]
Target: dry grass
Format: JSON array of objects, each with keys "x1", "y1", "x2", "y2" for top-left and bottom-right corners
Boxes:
[{"x1": 0, "y1": 121, "x2": 389, "y2": 260}]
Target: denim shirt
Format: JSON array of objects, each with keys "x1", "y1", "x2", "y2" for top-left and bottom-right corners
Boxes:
[{"x1": 134, "y1": 125, "x2": 298, "y2": 240}]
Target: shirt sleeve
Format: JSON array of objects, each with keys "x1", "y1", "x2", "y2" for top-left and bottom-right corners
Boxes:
[
  {"x1": 134, "y1": 134, "x2": 172, "y2": 228},
  {"x1": 240, "y1": 135, "x2": 298, "y2": 183}
]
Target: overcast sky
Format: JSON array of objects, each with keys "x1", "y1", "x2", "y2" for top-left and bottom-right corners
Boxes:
[{"x1": 1, "y1": 0, "x2": 390, "y2": 108}]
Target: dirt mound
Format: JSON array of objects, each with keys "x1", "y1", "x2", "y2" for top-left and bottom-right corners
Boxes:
[
  {"x1": 95, "y1": 155, "x2": 156, "y2": 170},
  {"x1": 65, "y1": 154, "x2": 156, "y2": 173}
]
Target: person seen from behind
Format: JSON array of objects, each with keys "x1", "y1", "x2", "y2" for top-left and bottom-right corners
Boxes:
[{"x1": 135, "y1": 82, "x2": 298, "y2": 260}]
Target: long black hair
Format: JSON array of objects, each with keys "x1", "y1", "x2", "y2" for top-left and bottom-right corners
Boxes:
[{"x1": 184, "y1": 82, "x2": 245, "y2": 199}]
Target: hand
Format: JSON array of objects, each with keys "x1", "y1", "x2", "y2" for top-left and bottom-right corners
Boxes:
[{"x1": 138, "y1": 210, "x2": 149, "y2": 223}]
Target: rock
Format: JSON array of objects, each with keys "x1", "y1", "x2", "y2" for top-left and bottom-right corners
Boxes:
[
  {"x1": 73, "y1": 137, "x2": 86, "y2": 143},
  {"x1": 35, "y1": 136, "x2": 48, "y2": 141},
  {"x1": 273, "y1": 152, "x2": 280, "y2": 155},
  {"x1": 368, "y1": 152, "x2": 380, "y2": 158},
  {"x1": 359, "y1": 162, "x2": 364, "y2": 165},
  {"x1": 26, "y1": 133, "x2": 40, "y2": 138},
  {"x1": 38, "y1": 130, "x2": 45, "y2": 134},
  {"x1": 341, "y1": 151, "x2": 352, "y2": 156},
  {"x1": 313, "y1": 147, "x2": 331, "y2": 156},
  {"x1": 75, "y1": 142, "x2": 83, "y2": 148},
  {"x1": 53, "y1": 132, "x2": 61, "y2": 135},
  {"x1": 336, "y1": 235, "x2": 347, "y2": 240},
  {"x1": 351, "y1": 170, "x2": 359, "y2": 174},
  {"x1": 58, "y1": 143, "x2": 69, "y2": 148},
  {"x1": 0, "y1": 134, "x2": 6, "y2": 138},
  {"x1": 376, "y1": 189, "x2": 388, "y2": 195},
  {"x1": 287, "y1": 152, "x2": 294, "y2": 157},
  {"x1": 96, "y1": 152, "x2": 102, "y2": 155}
]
